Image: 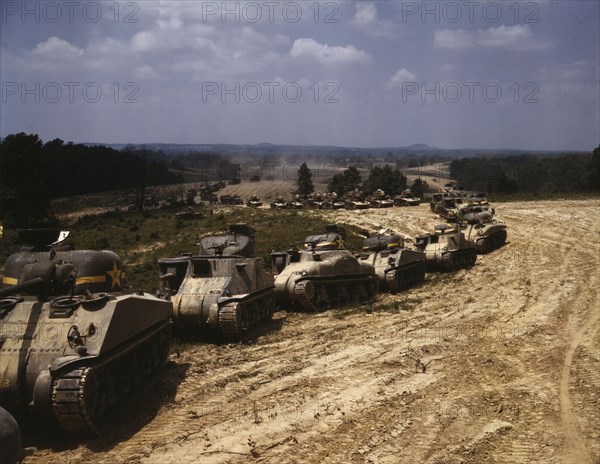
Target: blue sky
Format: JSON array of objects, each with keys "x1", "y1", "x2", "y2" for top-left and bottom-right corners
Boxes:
[{"x1": 1, "y1": 1, "x2": 598, "y2": 150}]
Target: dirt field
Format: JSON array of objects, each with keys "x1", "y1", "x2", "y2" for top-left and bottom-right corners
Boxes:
[{"x1": 23, "y1": 199, "x2": 599, "y2": 464}]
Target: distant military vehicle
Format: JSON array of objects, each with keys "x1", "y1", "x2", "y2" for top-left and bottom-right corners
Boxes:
[
  {"x1": 395, "y1": 192, "x2": 421, "y2": 207},
  {"x1": 436, "y1": 197, "x2": 466, "y2": 221},
  {"x1": 0, "y1": 229, "x2": 171, "y2": 437},
  {"x1": 270, "y1": 196, "x2": 288, "y2": 209},
  {"x1": 415, "y1": 224, "x2": 477, "y2": 271},
  {"x1": 289, "y1": 195, "x2": 304, "y2": 209},
  {"x1": 306, "y1": 194, "x2": 326, "y2": 209},
  {"x1": 271, "y1": 225, "x2": 377, "y2": 311},
  {"x1": 247, "y1": 194, "x2": 263, "y2": 207},
  {"x1": 158, "y1": 225, "x2": 274, "y2": 341},
  {"x1": 345, "y1": 193, "x2": 370, "y2": 210},
  {"x1": 467, "y1": 192, "x2": 489, "y2": 205},
  {"x1": 461, "y1": 209, "x2": 507, "y2": 253},
  {"x1": 220, "y1": 195, "x2": 243, "y2": 206},
  {"x1": 369, "y1": 189, "x2": 394, "y2": 208},
  {"x1": 359, "y1": 230, "x2": 426, "y2": 292}
]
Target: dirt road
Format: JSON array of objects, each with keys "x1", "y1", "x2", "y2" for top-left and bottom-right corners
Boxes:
[{"x1": 23, "y1": 199, "x2": 599, "y2": 464}]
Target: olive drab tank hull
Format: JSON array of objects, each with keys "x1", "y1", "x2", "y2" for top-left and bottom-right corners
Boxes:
[
  {"x1": 415, "y1": 225, "x2": 477, "y2": 272},
  {"x1": 271, "y1": 225, "x2": 378, "y2": 312},
  {"x1": 158, "y1": 225, "x2": 274, "y2": 341},
  {"x1": 359, "y1": 234, "x2": 426, "y2": 292},
  {"x1": 0, "y1": 231, "x2": 171, "y2": 437},
  {"x1": 463, "y1": 221, "x2": 507, "y2": 254}
]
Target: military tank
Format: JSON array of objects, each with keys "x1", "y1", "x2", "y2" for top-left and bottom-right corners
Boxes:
[
  {"x1": 270, "y1": 196, "x2": 288, "y2": 209},
  {"x1": 157, "y1": 224, "x2": 274, "y2": 341},
  {"x1": 461, "y1": 209, "x2": 507, "y2": 253},
  {"x1": 271, "y1": 225, "x2": 378, "y2": 311},
  {"x1": 359, "y1": 230, "x2": 426, "y2": 292},
  {"x1": 246, "y1": 195, "x2": 263, "y2": 207},
  {"x1": 415, "y1": 224, "x2": 477, "y2": 271},
  {"x1": 369, "y1": 189, "x2": 394, "y2": 208},
  {"x1": 0, "y1": 230, "x2": 171, "y2": 437}
]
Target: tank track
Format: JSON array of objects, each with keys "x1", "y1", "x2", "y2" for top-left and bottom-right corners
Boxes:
[
  {"x1": 476, "y1": 229, "x2": 507, "y2": 254},
  {"x1": 443, "y1": 248, "x2": 477, "y2": 271},
  {"x1": 384, "y1": 261, "x2": 426, "y2": 292},
  {"x1": 218, "y1": 291, "x2": 275, "y2": 342},
  {"x1": 51, "y1": 321, "x2": 170, "y2": 437},
  {"x1": 292, "y1": 276, "x2": 378, "y2": 312}
]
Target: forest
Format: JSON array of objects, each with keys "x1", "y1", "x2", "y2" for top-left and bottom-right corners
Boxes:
[
  {"x1": 0, "y1": 133, "x2": 180, "y2": 226},
  {"x1": 449, "y1": 148, "x2": 600, "y2": 194}
]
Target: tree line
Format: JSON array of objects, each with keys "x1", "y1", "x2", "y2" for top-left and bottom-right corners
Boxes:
[
  {"x1": 449, "y1": 148, "x2": 600, "y2": 194},
  {"x1": 0, "y1": 133, "x2": 181, "y2": 226}
]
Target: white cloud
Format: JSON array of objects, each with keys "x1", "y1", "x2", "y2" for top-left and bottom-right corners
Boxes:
[
  {"x1": 434, "y1": 25, "x2": 552, "y2": 51},
  {"x1": 352, "y1": 3, "x2": 396, "y2": 38},
  {"x1": 537, "y1": 60, "x2": 598, "y2": 97},
  {"x1": 289, "y1": 38, "x2": 370, "y2": 65},
  {"x1": 31, "y1": 37, "x2": 83, "y2": 61},
  {"x1": 387, "y1": 68, "x2": 417, "y2": 88},
  {"x1": 133, "y1": 65, "x2": 161, "y2": 80}
]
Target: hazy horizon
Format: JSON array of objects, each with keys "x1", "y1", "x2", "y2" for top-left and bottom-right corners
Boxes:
[{"x1": 2, "y1": 1, "x2": 598, "y2": 151}]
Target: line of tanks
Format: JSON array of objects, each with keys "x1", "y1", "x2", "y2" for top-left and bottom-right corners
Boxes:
[{"x1": 0, "y1": 200, "x2": 506, "y2": 446}]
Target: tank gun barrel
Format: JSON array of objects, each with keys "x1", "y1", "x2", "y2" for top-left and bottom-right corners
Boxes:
[{"x1": 0, "y1": 277, "x2": 46, "y2": 298}]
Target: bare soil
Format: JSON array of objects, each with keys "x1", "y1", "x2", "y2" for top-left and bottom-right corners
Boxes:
[{"x1": 23, "y1": 199, "x2": 600, "y2": 464}]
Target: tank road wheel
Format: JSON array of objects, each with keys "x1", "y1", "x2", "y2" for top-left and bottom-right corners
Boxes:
[
  {"x1": 293, "y1": 280, "x2": 319, "y2": 312},
  {"x1": 385, "y1": 270, "x2": 400, "y2": 293},
  {"x1": 219, "y1": 303, "x2": 244, "y2": 342}
]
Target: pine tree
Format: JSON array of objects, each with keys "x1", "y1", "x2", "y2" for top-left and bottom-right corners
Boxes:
[{"x1": 296, "y1": 162, "x2": 314, "y2": 196}]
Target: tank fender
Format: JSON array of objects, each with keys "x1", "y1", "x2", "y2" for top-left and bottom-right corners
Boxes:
[
  {"x1": 49, "y1": 355, "x2": 89, "y2": 374},
  {"x1": 31, "y1": 370, "x2": 53, "y2": 418}
]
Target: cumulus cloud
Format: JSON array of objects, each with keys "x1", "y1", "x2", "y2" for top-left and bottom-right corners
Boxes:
[
  {"x1": 31, "y1": 37, "x2": 83, "y2": 61},
  {"x1": 352, "y1": 2, "x2": 396, "y2": 38},
  {"x1": 289, "y1": 38, "x2": 370, "y2": 65},
  {"x1": 387, "y1": 68, "x2": 417, "y2": 88},
  {"x1": 434, "y1": 25, "x2": 552, "y2": 51}
]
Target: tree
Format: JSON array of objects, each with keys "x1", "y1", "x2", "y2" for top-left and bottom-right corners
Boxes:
[
  {"x1": 410, "y1": 177, "x2": 430, "y2": 199},
  {"x1": 328, "y1": 166, "x2": 362, "y2": 196},
  {"x1": 588, "y1": 145, "x2": 600, "y2": 191},
  {"x1": 0, "y1": 133, "x2": 52, "y2": 226},
  {"x1": 296, "y1": 162, "x2": 314, "y2": 196},
  {"x1": 362, "y1": 165, "x2": 407, "y2": 195},
  {"x1": 495, "y1": 170, "x2": 518, "y2": 194}
]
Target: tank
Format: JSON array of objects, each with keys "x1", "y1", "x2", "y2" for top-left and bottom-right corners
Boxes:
[
  {"x1": 271, "y1": 225, "x2": 378, "y2": 311},
  {"x1": 270, "y1": 196, "x2": 288, "y2": 209},
  {"x1": 359, "y1": 230, "x2": 426, "y2": 292},
  {"x1": 247, "y1": 195, "x2": 263, "y2": 207},
  {"x1": 345, "y1": 194, "x2": 370, "y2": 210},
  {"x1": 369, "y1": 190, "x2": 394, "y2": 208},
  {"x1": 0, "y1": 230, "x2": 171, "y2": 437},
  {"x1": 461, "y1": 210, "x2": 507, "y2": 253},
  {"x1": 395, "y1": 191, "x2": 421, "y2": 206},
  {"x1": 436, "y1": 197, "x2": 466, "y2": 220},
  {"x1": 157, "y1": 224, "x2": 274, "y2": 341},
  {"x1": 415, "y1": 224, "x2": 477, "y2": 271}
]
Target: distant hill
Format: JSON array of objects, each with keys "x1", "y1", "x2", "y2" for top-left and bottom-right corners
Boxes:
[{"x1": 81, "y1": 142, "x2": 579, "y2": 158}]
